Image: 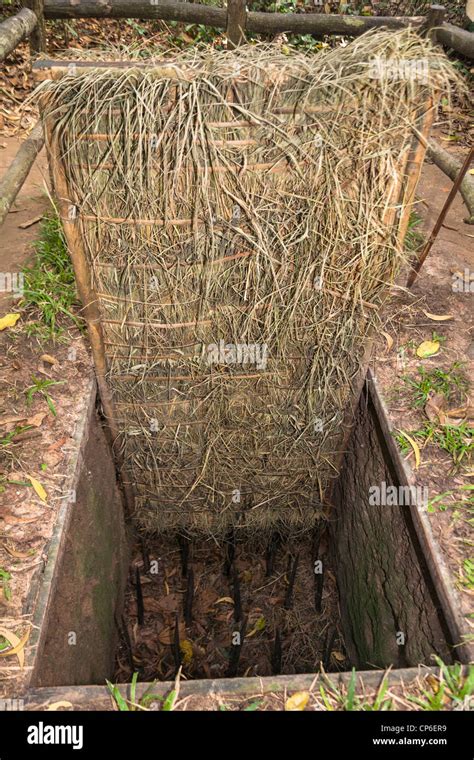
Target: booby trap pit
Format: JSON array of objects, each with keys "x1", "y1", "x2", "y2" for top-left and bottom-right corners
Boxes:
[{"x1": 20, "y1": 31, "x2": 470, "y2": 704}]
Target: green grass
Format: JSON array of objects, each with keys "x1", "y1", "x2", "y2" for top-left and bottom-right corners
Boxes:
[
  {"x1": 460, "y1": 559, "x2": 474, "y2": 592},
  {"x1": 404, "y1": 210, "x2": 425, "y2": 253},
  {"x1": 20, "y1": 216, "x2": 80, "y2": 341},
  {"x1": 0, "y1": 568, "x2": 12, "y2": 602},
  {"x1": 396, "y1": 420, "x2": 472, "y2": 470},
  {"x1": 402, "y1": 363, "x2": 468, "y2": 408},
  {"x1": 106, "y1": 674, "x2": 164, "y2": 711},
  {"x1": 24, "y1": 375, "x2": 65, "y2": 417},
  {"x1": 407, "y1": 659, "x2": 474, "y2": 711}
]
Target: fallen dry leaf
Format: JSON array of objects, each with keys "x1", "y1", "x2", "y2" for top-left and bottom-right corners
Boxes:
[
  {"x1": 381, "y1": 331, "x2": 394, "y2": 351},
  {"x1": 0, "y1": 626, "x2": 29, "y2": 668},
  {"x1": 0, "y1": 313, "x2": 21, "y2": 331},
  {"x1": 425, "y1": 393, "x2": 447, "y2": 425},
  {"x1": 285, "y1": 691, "x2": 310, "y2": 711},
  {"x1": 27, "y1": 412, "x2": 47, "y2": 428},
  {"x1": 28, "y1": 475, "x2": 47, "y2": 502},
  {"x1": 40, "y1": 354, "x2": 58, "y2": 366},
  {"x1": 3, "y1": 544, "x2": 35, "y2": 559},
  {"x1": 18, "y1": 215, "x2": 43, "y2": 230},
  {"x1": 158, "y1": 622, "x2": 185, "y2": 645},
  {"x1": 397, "y1": 430, "x2": 421, "y2": 470},
  {"x1": 422, "y1": 310, "x2": 453, "y2": 322},
  {"x1": 416, "y1": 340, "x2": 440, "y2": 359}
]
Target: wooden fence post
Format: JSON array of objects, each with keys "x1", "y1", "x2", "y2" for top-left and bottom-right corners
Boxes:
[
  {"x1": 23, "y1": 0, "x2": 47, "y2": 53},
  {"x1": 227, "y1": 0, "x2": 246, "y2": 48},
  {"x1": 424, "y1": 4, "x2": 446, "y2": 42}
]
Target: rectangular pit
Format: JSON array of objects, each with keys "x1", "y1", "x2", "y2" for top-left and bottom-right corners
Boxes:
[{"x1": 22, "y1": 373, "x2": 469, "y2": 707}]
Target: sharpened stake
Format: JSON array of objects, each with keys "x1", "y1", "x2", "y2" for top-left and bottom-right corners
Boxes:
[
  {"x1": 223, "y1": 528, "x2": 235, "y2": 577},
  {"x1": 265, "y1": 531, "x2": 280, "y2": 577},
  {"x1": 117, "y1": 613, "x2": 135, "y2": 674},
  {"x1": 226, "y1": 616, "x2": 247, "y2": 678},
  {"x1": 184, "y1": 566, "x2": 194, "y2": 628},
  {"x1": 271, "y1": 628, "x2": 282, "y2": 675},
  {"x1": 314, "y1": 562, "x2": 325, "y2": 613},
  {"x1": 135, "y1": 566, "x2": 144, "y2": 625},
  {"x1": 178, "y1": 534, "x2": 189, "y2": 578},
  {"x1": 311, "y1": 525, "x2": 321, "y2": 565},
  {"x1": 173, "y1": 612, "x2": 181, "y2": 674},
  {"x1": 323, "y1": 627, "x2": 337, "y2": 672},
  {"x1": 140, "y1": 536, "x2": 150, "y2": 574},
  {"x1": 284, "y1": 553, "x2": 299, "y2": 610},
  {"x1": 232, "y1": 563, "x2": 243, "y2": 623}
]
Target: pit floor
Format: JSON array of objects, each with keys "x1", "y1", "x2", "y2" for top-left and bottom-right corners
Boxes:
[{"x1": 114, "y1": 530, "x2": 345, "y2": 682}]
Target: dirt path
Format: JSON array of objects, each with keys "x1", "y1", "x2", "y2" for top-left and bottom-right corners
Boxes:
[{"x1": 0, "y1": 137, "x2": 49, "y2": 310}]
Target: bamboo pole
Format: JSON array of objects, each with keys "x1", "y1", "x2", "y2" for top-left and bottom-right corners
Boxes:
[
  {"x1": 396, "y1": 98, "x2": 436, "y2": 250},
  {"x1": 43, "y1": 115, "x2": 135, "y2": 516}
]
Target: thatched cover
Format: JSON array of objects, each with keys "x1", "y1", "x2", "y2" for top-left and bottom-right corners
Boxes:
[{"x1": 38, "y1": 30, "x2": 460, "y2": 538}]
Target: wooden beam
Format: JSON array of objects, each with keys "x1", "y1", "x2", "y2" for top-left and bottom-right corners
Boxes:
[
  {"x1": 0, "y1": 7, "x2": 37, "y2": 62},
  {"x1": 427, "y1": 139, "x2": 474, "y2": 224},
  {"x1": 423, "y1": 3, "x2": 445, "y2": 40},
  {"x1": 42, "y1": 1, "x2": 423, "y2": 36},
  {"x1": 437, "y1": 22, "x2": 474, "y2": 59},
  {"x1": 0, "y1": 122, "x2": 44, "y2": 228},
  {"x1": 23, "y1": 0, "x2": 47, "y2": 53},
  {"x1": 227, "y1": 0, "x2": 246, "y2": 49}
]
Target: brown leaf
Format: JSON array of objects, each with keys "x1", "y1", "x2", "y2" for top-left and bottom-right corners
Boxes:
[
  {"x1": 18, "y1": 215, "x2": 43, "y2": 230},
  {"x1": 158, "y1": 622, "x2": 185, "y2": 645},
  {"x1": 40, "y1": 354, "x2": 57, "y2": 365},
  {"x1": 425, "y1": 392, "x2": 447, "y2": 424},
  {"x1": 155, "y1": 593, "x2": 180, "y2": 614},
  {"x1": 26, "y1": 412, "x2": 47, "y2": 428}
]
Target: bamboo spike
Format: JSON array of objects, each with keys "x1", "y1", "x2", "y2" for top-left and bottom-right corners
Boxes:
[
  {"x1": 323, "y1": 628, "x2": 337, "y2": 672},
  {"x1": 232, "y1": 563, "x2": 243, "y2": 623},
  {"x1": 184, "y1": 566, "x2": 194, "y2": 628},
  {"x1": 223, "y1": 529, "x2": 235, "y2": 577},
  {"x1": 178, "y1": 534, "x2": 189, "y2": 578},
  {"x1": 314, "y1": 561, "x2": 325, "y2": 614},
  {"x1": 271, "y1": 628, "x2": 282, "y2": 675},
  {"x1": 116, "y1": 613, "x2": 135, "y2": 674},
  {"x1": 265, "y1": 531, "x2": 280, "y2": 577},
  {"x1": 172, "y1": 613, "x2": 182, "y2": 675},
  {"x1": 284, "y1": 552, "x2": 299, "y2": 610},
  {"x1": 135, "y1": 566, "x2": 144, "y2": 626},
  {"x1": 140, "y1": 536, "x2": 150, "y2": 574},
  {"x1": 226, "y1": 616, "x2": 247, "y2": 678}
]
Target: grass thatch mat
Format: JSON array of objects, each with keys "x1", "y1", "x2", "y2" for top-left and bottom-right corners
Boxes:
[{"x1": 38, "y1": 30, "x2": 462, "y2": 539}]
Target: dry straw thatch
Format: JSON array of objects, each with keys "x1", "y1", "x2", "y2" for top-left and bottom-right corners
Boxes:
[{"x1": 38, "y1": 30, "x2": 462, "y2": 539}]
